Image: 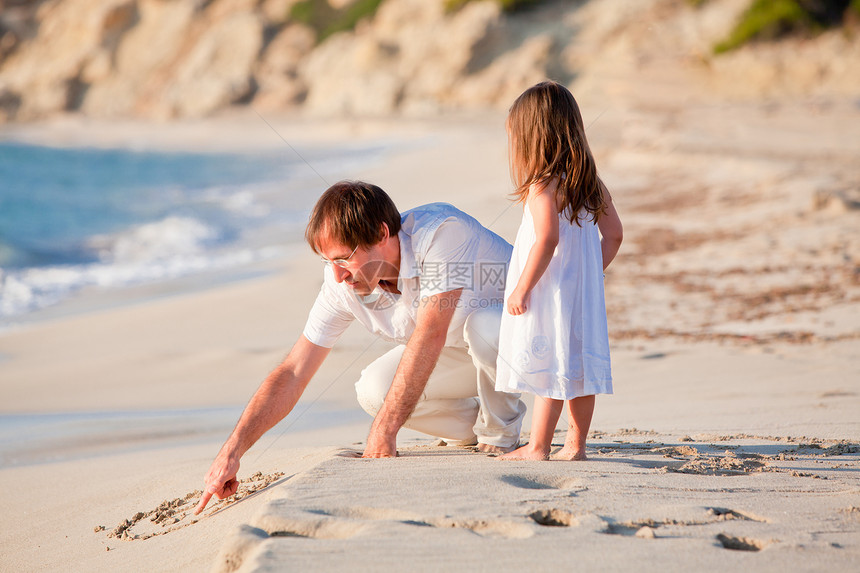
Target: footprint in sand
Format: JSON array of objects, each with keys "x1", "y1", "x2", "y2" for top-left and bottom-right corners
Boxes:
[
  {"x1": 529, "y1": 508, "x2": 577, "y2": 527},
  {"x1": 429, "y1": 517, "x2": 535, "y2": 539},
  {"x1": 601, "y1": 506, "x2": 770, "y2": 539},
  {"x1": 499, "y1": 473, "x2": 583, "y2": 491},
  {"x1": 706, "y1": 507, "x2": 769, "y2": 523},
  {"x1": 716, "y1": 533, "x2": 774, "y2": 552}
]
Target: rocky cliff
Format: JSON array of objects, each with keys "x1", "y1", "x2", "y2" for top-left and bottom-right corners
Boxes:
[{"x1": 0, "y1": 0, "x2": 858, "y2": 123}]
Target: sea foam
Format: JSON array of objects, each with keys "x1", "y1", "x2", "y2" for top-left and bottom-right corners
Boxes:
[{"x1": 0, "y1": 215, "x2": 275, "y2": 319}]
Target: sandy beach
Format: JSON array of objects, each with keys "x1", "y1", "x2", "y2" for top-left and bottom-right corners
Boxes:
[{"x1": 1, "y1": 91, "x2": 859, "y2": 572}]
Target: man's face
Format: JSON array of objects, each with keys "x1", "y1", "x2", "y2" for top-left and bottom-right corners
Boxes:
[{"x1": 317, "y1": 235, "x2": 389, "y2": 297}]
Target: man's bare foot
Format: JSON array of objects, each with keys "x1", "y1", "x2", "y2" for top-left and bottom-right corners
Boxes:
[
  {"x1": 476, "y1": 442, "x2": 519, "y2": 454},
  {"x1": 497, "y1": 443, "x2": 550, "y2": 460},
  {"x1": 552, "y1": 446, "x2": 587, "y2": 461}
]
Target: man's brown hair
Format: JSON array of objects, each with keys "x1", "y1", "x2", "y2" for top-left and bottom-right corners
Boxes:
[{"x1": 305, "y1": 180, "x2": 402, "y2": 254}]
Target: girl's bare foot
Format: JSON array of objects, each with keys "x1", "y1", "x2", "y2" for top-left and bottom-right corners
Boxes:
[
  {"x1": 498, "y1": 443, "x2": 550, "y2": 460},
  {"x1": 552, "y1": 446, "x2": 587, "y2": 461}
]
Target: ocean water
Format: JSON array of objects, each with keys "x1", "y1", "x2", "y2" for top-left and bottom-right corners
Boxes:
[{"x1": 0, "y1": 140, "x2": 386, "y2": 323}]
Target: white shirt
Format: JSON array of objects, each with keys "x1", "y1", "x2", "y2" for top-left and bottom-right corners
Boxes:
[{"x1": 302, "y1": 203, "x2": 512, "y2": 348}]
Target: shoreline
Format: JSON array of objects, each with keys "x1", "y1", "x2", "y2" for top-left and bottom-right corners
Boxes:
[{"x1": 0, "y1": 249, "x2": 294, "y2": 333}]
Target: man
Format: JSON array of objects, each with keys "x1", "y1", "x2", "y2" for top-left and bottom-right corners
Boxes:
[{"x1": 195, "y1": 180, "x2": 525, "y2": 514}]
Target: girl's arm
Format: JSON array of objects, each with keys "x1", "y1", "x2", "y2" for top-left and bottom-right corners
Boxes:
[
  {"x1": 507, "y1": 180, "x2": 560, "y2": 315},
  {"x1": 597, "y1": 189, "x2": 623, "y2": 270}
]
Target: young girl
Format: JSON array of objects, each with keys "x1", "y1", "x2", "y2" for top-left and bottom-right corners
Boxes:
[{"x1": 496, "y1": 81, "x2": 623, "y2": 461}]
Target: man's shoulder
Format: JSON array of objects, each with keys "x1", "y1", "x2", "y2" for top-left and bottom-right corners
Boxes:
[
  {"x1": 402, "y1": 202, "x2": 466, "y2": 225},
  {"x1": 402, "y1": 203, "x2": 510, "y2": 265},
  {"x1": 401, "y1": 202, "x2": 487, "y2": 238}
]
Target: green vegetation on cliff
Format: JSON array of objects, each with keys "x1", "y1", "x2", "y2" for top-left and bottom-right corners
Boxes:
[
  {"x1": 712, "y1": 0, "x2": 860, "y2": 53},
  {"x1": 290, "y1": 0, "x2": 385, "y2": 43},
  {"x1": 444, "y1": 0, "x2": 546, "y2": 13},
  {"x1": 289, "y1": 0, "x2": 547, "y2": 42}
]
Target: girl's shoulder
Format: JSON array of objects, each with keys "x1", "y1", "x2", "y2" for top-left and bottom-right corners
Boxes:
[
  {"x1": 527, "y1": 176, "x2": 560, "y2": 197},
  {"x1": 527, "y1": 176, "x2": 565, "y2": 213}
]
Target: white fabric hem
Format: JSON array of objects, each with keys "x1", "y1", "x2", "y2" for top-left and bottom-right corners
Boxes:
[{"x1": 495, "y1": 380, "x2": 613, "y2": 401}]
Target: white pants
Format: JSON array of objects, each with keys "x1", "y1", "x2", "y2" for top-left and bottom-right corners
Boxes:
[{"x1": 355, "y1": 306, "x2": 526, "y2": 448}]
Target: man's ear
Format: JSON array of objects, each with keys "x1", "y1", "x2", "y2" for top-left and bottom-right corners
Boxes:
[{"x1": 378, "y1": 222, "x2": 390, "y2": 243}]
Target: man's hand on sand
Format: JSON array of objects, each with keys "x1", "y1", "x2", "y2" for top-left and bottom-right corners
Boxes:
[
  {"x1": 362, "y1": 429, "x2": 397, "y2": 458},
  {"x1": 194, "y1": 453, "x2": 241, "y2": 515}
]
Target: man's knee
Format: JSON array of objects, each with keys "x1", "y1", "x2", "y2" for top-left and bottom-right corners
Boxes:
[
  {"x1": 355, "y1": 364, "x2": 392, "y2": 417},
  {"x1": 355, "y1": 346, "x2": 404, "y2": 416},
  {"x1": 463, "y1": 305, "x2": 502, "y2": 367}
]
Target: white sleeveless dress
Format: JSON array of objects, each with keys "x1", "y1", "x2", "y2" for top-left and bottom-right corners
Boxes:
[{"x1": 495, "y1": 203, "x2": 613, "y2": 400}]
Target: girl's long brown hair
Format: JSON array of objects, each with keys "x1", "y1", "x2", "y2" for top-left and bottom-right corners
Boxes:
[{"x1": 507, "y1": 81, "x2": 606, "y2": 225}]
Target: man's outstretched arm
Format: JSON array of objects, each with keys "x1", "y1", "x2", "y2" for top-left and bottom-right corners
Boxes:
[
  {"x1": 363, "y1": 288, "x2": 462, "y2": 458},
  {"x1": 194, "y1": 335, "x2": 330, "y2": 514}
]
